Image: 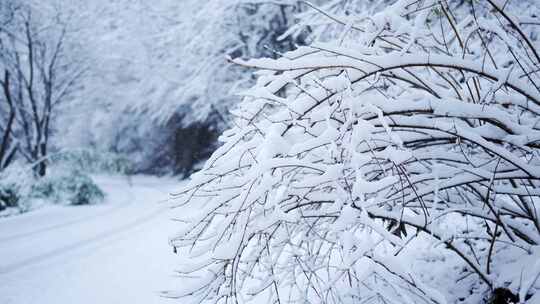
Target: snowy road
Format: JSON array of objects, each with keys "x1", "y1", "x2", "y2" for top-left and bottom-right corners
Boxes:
[{"x1": 0, "y1": 175, "x2": 182, "y2": 304}]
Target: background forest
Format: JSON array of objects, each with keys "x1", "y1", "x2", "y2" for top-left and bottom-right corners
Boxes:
[{"x1": 0, "y1": 0, "x2": 318, "y2": 213}]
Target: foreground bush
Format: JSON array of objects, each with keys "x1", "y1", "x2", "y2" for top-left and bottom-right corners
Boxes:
[{"x1": 171, "y1": 0, "x2": 540, "y2": 303}]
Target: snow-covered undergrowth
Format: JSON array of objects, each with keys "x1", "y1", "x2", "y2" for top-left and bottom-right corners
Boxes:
[
  {"x1": 171, "y1": 0, "x2": 540, "y2": 303},
  {"x1": 0, "y1": 164, "x2": 34, "y2": 215},
  {"x1": 0, "y1": 164, "x2": 106, "y2": 217},
  {"x1": 32, "y1": 168, "x2": 105, "y2": 206}
]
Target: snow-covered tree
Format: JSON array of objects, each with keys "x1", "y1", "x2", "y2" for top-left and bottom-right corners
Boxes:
[
  {"x1": 115, "y1": 0, "x2": 310, "y2": 125},
  {"x1": 0, "y1": 69, "x2": 17, "y2": 171},
  {"x1": 0, "y1": 0, "x2": 87, "y2": 176},
  {"x1": 171, "y1": 0, "x2": 540, "y2": 303},
  {"x1": 63, "y1": 0, "x2": 316, "y2": 175},
  {"x1": 0, "y1": 1, "x2": 20, "y2": 171}
]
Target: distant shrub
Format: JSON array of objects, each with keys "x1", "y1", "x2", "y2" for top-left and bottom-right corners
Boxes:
[
  {"x1": 0, "y1": 186, "x2": 19, "y2": 210},
  {"x1": 33, "y1": 169, "x2": 105, "y2": 206},
  {"x1": 0, "y1": 164, "x2": 33, "y2": 212},
  {"x1": 0, "y1": 162, "x2": 106, "y2": 213},
  {"x1": 64, "y1": 172, "x2": 105, "y2": 205}
]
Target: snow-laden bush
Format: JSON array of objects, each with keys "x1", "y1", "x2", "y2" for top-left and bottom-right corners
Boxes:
[
  {"x1": 0, "y1": 164, "x2": 104, "y2": 213},
  {"x1": 65, "y1": 173, "x2": 105, "y2": 205},
  {"x1": 33, "y1": 169, "x2": 105, "y2": 206},
  {"x1": 0, "y1": 164, "x2": 34, "y2": 212},
  {"x1": 171, "y1": 0, "x2": 540, "y2": 303}
]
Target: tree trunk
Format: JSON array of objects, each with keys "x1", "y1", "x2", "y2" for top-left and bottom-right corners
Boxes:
[{"x1": 37, "y1": 142, "x2": 47, "y2": 177}]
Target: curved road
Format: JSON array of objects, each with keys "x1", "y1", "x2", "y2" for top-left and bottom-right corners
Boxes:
[{"x1": 0, "y1": 175, "x2": 182, "y2": 304}]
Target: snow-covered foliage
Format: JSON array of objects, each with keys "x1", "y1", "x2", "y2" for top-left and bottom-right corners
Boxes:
[
  {"x1": 0, "y1": 163, "x2": 33, "y2": 212},
  {"x1": 0, "y1": 162, "x2": 104, "y2": 214},
  {"x1": 32, "y1": 168, "x2": 105, "y2": 206},
  {"x1": 172, "y1": 0, "x2": 540, "y2": 303}
]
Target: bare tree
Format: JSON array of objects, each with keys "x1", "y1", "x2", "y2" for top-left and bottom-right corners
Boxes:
[
  {"x1": 0, "y1": 70, "x2": 18, "y2": 170},
  {"x1": 0, "y1": 1, "x2": 20, "y2": 170},
  {"x1": 0, "y1": 2, "x2": 86, "y2": 176}
]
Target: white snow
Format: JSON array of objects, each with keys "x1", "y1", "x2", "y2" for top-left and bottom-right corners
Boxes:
[{"x1": 0, "y1": 175, "x2": 181, "y2": 304}]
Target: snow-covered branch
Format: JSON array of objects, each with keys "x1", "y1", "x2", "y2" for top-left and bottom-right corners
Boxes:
[{"x1": 171, "y1": 1, "x2": 540, "y2": 303}]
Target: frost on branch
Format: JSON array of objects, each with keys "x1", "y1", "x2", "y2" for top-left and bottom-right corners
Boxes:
[{"x1": 170, "y1": 0, "x2": 540, "y2": 303}]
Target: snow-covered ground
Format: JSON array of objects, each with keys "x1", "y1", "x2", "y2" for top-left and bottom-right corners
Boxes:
[{"x1": 0, "y1": 175, "x2": 182, "y2": 304}]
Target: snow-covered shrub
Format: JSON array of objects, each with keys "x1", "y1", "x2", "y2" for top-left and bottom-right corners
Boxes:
[
  {"x1": 65, "y1": 173, "x2": 105, "y2": 205},
  {"x1": 0, "y1": 164, "x2": 34, "y2": 212},
  {"x1": 0, "y1": 186, "x2": 18, "y2": 210},
  {"x1": 171, "y1": 0, "x2": 540, "y2": 303},
  {"x1": 33, "y1": 169, "x2": 105, "y2": 206}
]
